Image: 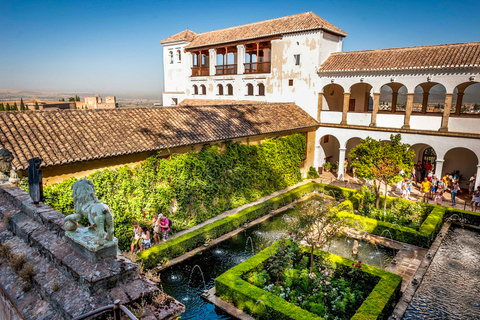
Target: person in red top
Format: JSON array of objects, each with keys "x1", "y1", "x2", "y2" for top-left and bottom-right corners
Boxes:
[{"x1": 159, "y1": 216, "x2": 170, "y2": 242}]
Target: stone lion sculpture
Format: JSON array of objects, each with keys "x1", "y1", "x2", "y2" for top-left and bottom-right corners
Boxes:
[
  {"x1": 65, "y1": 179, "x2": 115, "y2": 246},
  {"x1": 0, "y1": 148, "x2": 18, "y2": 184}
]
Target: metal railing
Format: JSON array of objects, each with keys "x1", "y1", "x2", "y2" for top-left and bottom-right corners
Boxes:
[
  {"x1": 244, "y1": 61, "x2": 271, "y2": 74},
  {"x1": 215, "y1": 64, "x2": 237, "y2": 75},
  {"x1": 73, "y1": 299, "x2": 138, "y2": 320},
  {"x1": 191, "y1": 67, "x2": 209, "y2": 77}
]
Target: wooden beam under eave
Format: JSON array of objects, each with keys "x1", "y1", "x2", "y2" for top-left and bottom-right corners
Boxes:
[{"x1": 184, "y1": 35, "x2": 281, "y2": 52}]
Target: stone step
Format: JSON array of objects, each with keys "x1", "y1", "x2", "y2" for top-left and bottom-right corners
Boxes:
[
  {"x1": 0, "y1": 190, "x2": 139, "y2": 294},
  {"x1": 0, "y1": 218, "x2": 161, "y2": 319}
]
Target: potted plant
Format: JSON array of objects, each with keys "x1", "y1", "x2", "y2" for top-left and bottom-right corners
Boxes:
[{"x1": 323, "y1": 162, "x2": 332, "y2": 172}]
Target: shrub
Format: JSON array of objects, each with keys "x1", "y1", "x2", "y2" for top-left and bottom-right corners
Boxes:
[{"x1": 307, "y1": 167, "x2": 319, "y2": 179}]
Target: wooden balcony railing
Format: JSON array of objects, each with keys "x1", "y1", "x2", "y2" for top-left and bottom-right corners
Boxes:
[
  {"x1": 215, "y1": 64, "x2": 237, "y2": 75},
  {"x1": 191, "y1": 67, "x2": 209, "y2": 77},
  {"x1": 244, "y1": 61, "x2": 271, "y2": 74}
]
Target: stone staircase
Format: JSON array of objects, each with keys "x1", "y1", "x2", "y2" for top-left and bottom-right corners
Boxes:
[{"x1": 0, "y1": 184, "x2": 185, "y2": 320}]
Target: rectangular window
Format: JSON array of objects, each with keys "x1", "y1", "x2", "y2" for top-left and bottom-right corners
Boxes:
[
  {"x1": 323, "y1": 135, "x2": 329, "y2": 143},
  {"x1": 288, "y1": 79, "x2": 293, "y2": 86},
  {"x1": 172, "y1": 98, "x2": 178, "y2": 105},
  {"x1": 294, "y1": 54, "x2": 300, "y2": 65}
]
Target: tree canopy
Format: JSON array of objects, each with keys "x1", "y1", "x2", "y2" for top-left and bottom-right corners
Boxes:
[{"x1": 349, "y1": 134, "x2": 414, "y2": 210}]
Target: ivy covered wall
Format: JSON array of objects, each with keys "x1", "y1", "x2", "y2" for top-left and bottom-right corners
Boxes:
[{"x1": 43, "y1": 134, "x2": 307, "y2": 250}]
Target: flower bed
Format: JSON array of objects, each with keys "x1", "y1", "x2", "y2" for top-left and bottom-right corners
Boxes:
[{"x1": 215, "y1": 239, "x2": 402, "y2": 320}]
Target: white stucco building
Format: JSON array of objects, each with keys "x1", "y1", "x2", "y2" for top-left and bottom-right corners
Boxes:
[{"x1": 161, "y1": 12, "x2": 480, "y2": 189}]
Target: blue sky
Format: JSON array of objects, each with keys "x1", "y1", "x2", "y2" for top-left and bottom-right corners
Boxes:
[{"x1": 1, "y1": 0, "x2": 479, "y2": 98}]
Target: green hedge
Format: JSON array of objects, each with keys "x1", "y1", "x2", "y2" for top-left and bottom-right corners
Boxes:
[
  {"x1": 444, "y1": 208, "x2": 480, "y2": 226},
  {"x1": 215, "y1": 243, "x2": 402, "y2": 320},
  {"x1": 138, "y1": 182, "x2": 323, "y2": 269}
]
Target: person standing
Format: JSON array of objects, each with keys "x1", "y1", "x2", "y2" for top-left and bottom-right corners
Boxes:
[
  {"x1": 344, "y1": 158, "x2": 348, "y2": 178},
  {"x1": 421, "y1": 178, "x2": 433, "y2": 203},
  {"x1": 435, "y1": 190, "x2": 444, "y2": 206},
  {"x1": 415, "y1": 161, "x2": 422, "y2": 186},
  {"x1": 140, "y1": 226, "x2": 151, "y2": 251},
  {"x1": 160, "y1": 216, "x2": 170, "y2": 242},
  {"x1": 469, "y1": 174, "x2": 476, "y2": 198},
  {"x1": 152, "y1": 213, "x2": 162, "y2": 245},
  {"x1": 451, "y1": 180, "x2": 460, "y2": 207},
  {"x1": 425, "y1": 161, "x2": 432, "y2": 178},
  {"x1": 130, "y1": 221, "x2": 142, "y2": 254},
  {"x1": 471, "y1": 186, "x2": 480, "y2": 212}
]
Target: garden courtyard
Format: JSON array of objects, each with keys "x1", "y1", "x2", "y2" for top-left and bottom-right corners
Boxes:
[{"x1": 1, "y1": 133, "x2": 480, "y2": 320}]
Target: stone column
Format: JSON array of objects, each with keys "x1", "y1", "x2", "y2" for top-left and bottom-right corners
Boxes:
[
  {"x1": 341, "y1": 93, "x2": 350, "y2": 125},
  {"x1": 317, "y1": 92, "x2": 323, "y2": 121},
  {"x1": 402, "y1": 93, "x2": 415, "y2": 129},
  {"x1": 236, "y1": 44, "x2": 245, "y2": 74},
  {"x1": 476, "y1": 165, "x2": 480, "y2": 189},
  {"x1": 439, "y1": 93, "x2": 453, "y2": 132},
  {"x1": 422, "y1": 92, "x2": 429, "y2": 114},
  {"x1": 209, "y1": 49, "x2": 216, "y2": 76},
  {"x1": 391, "y1": 91, "x2": 398, "y2": 113},
  {"x1": 455, "y1": 92, "x2": 464, "y2": 116},
  {"x1": 337, "y1": 148, "x2": 346, "y2": 180},
  {"x1": 370, "y1": 93, "x2": 380, "y2": 127},
  {"x1": 435, "y1": 159, "x2": 444, "y2": 179}
]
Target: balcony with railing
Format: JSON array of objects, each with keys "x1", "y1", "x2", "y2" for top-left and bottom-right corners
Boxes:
[
  {"x1": 191, "y1": 67, "x2": 209, "y2": 77},
  {"x1": 215, "y1": 64, "x2": 237, "y2": 75},
  {"x1": 244, "y1": 61, "x2": 271, "y2": 74}
]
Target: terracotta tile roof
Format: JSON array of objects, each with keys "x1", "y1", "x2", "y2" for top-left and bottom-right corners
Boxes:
[
  {"x1": 161, "y1": 12, "x2": 346, "y2": 49},
  {"x1": 319, "y1": 41, "x2": 480, "y2": 73},
  {"x1": 178, "y1": 99, "x2": 267, "y2": 106},
  {"x1": 0, "y1": 104, "x2": 319, "y2": 170},
  {"x1": 160, "y1": 29, "x2": 197, "y2": 43}
]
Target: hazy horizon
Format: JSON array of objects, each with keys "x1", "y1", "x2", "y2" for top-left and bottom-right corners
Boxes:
[{"x1": 1, "y1": 0, "x2": 480, "y2": 98}]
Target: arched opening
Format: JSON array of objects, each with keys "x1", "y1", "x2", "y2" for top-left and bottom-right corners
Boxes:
[
  {"x1": 226, "y1": 84, "x2": 233, "y2": 96},
  {"x1": 177, "y1": 50, "x2": 182, "y2": 62},
  {"x1": 257, "y1": 83, "x2": 265, "y2": 96},
  {"x1": 217, "y1": 84, "x2": 223, "y2": 95},
  {"x1": 345, "y1": 137, "x2": 362, "y2": 178},
  {"x1": 200, "y1": 85, "x2": 206, "y2": 95},
  {"x1": 169, "y1": 51, "x2": 174, "y2": 64},
  {"x1": 349, "y1": 83, "x2": 373, "y2": 112},
  {"x1": 246, "y1": 83, "x2": 254, "y2": 96},
  {"x1": 409, "y1": 143, "x2": 437, "y2": 179},
  {"x1": 322, "y1": 84, "x2": 344, "y2": 111},
  {"x1": 379, "y1": 82, "x2": 407, "y2": 112},
  {"x1": 193, "y1": 85, "x2": 198, "y2": 95},
  {"x1": 443, "y1": 147, "x2": 478, "y2": 189},
  {"x1": 318, "y1": 134, "x2": 341, "y2": 172},
  {"x1": 452, "y1": 82, "x2": 480, "y2": 116}
]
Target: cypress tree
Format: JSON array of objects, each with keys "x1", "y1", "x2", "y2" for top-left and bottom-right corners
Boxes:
[
  {"x1": 20, "y1": 98, "x2": 25, "y2": 110},
  {"x1": 12, "y1": 102, "x2": 18, "y2": 111},
  {"x1": 6, "y1": 103, "x2": 10, "y2": 111},
  {"x1": 0, "y1": 103, "x2": 4, "y2": 111},
  {"x1": 35, "y1": 102, "x2": 39, "y2": 110}
]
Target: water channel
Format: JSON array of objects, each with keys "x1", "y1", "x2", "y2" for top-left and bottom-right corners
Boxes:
[
  {"x1": 160, "y1": 203, "x2": 396, "y2": 320},
  {"x1": 403, "y1": 225, "x2": 480, "y2": 320}
]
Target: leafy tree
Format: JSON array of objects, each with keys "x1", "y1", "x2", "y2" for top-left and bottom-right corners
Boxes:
[
  {"x1": 474, "y1": 103, "x2": 480, "y2": 111},
  {"x1": 20, "y1": 98, "x2": 25, "y2": 110},
  {"x1": 12, "y1": 102, "x2": 18, "y2": 111},
  {"x1": 34, "y1": 101, "x2": 39, "y2": 110},
  {"x1": 290, "y1": 198, "x2": 347, "y2": 278},
  {"x1": 349, "y1": 134, "x2": 414, "y2": 213},
  {"x1": 59, "y1": 98, "x2": 65, "y2": 101},
  {"x1": 0, "y1": 103, "x2": 4, "y2": 111},
  {"x1": 69, "y1": 97, "x2": 75, "y2": 102},
  {"x1": 6, "y1": 103, "x2": 10, "y2": 111}
]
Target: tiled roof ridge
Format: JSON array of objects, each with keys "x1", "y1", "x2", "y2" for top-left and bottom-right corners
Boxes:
[
  {"x1": 328, "y1": 40, "x2": 480, "y2": 56},
  {"x1": 194, "y1": 11, "x2": 316, "y2": 37}
]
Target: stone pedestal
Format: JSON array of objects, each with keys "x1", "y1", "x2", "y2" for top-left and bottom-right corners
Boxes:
[{"x1": 65, "y1": 227, "x2": 118, "y2": 263}]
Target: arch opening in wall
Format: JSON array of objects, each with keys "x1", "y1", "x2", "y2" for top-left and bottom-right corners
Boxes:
[
  {"x1": 193, "y1": 85, "x2": 198, "y2": 95},
  {"x1": 452, "y1": 82, "x2": 480, "y2": 116},
  {"x1": 226, "y1": 84, "x2": 233, "y2": 96},
  {"x1": 318, "y1": 134, "x2": 341, "y2": 171},
  {"x1": 443, "y1": 147, "x2": 478, "y2": 189},
  {"x1": 246, "y1": 83, "x2": 254, "y2": 96},
  {"x1": 217, "y1": 84, "x2": 224, "y2": 95},
  {"x1": 349, "y1": 83, "x2": 373, "y2": 112},
  {"x1": 414, "y1": 82, "x2": 446, "y2": 114},
  {"x1": 257, "y1": 83, "x2": 265, "y2": 96},
  {"x1": 322, "y1": 84, "x2": 344, "y2": 112},
  {"x1": 379, "y1": 82, "x2": 407, "y2": 112},
  {"x1": 200, "y1": 84, "x2": 206, "y2": 95},
  {"x1": 169, "y1": 51, "x2": 174, "y2": 64},
  {"x1": 409, "y1": 143, "x2": 437, "y2": 180},
  {"x1": 177, "y1": 50, "x2": 182, "y2": 62}
]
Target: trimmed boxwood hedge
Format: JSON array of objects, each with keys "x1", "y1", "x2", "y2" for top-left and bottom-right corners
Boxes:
[
  {"x1": 215, "y1": 242, "x2": 402, "y2": 320},
  {"x1": 138, "y1": 182, "x2": 324, "y2": 269}
]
